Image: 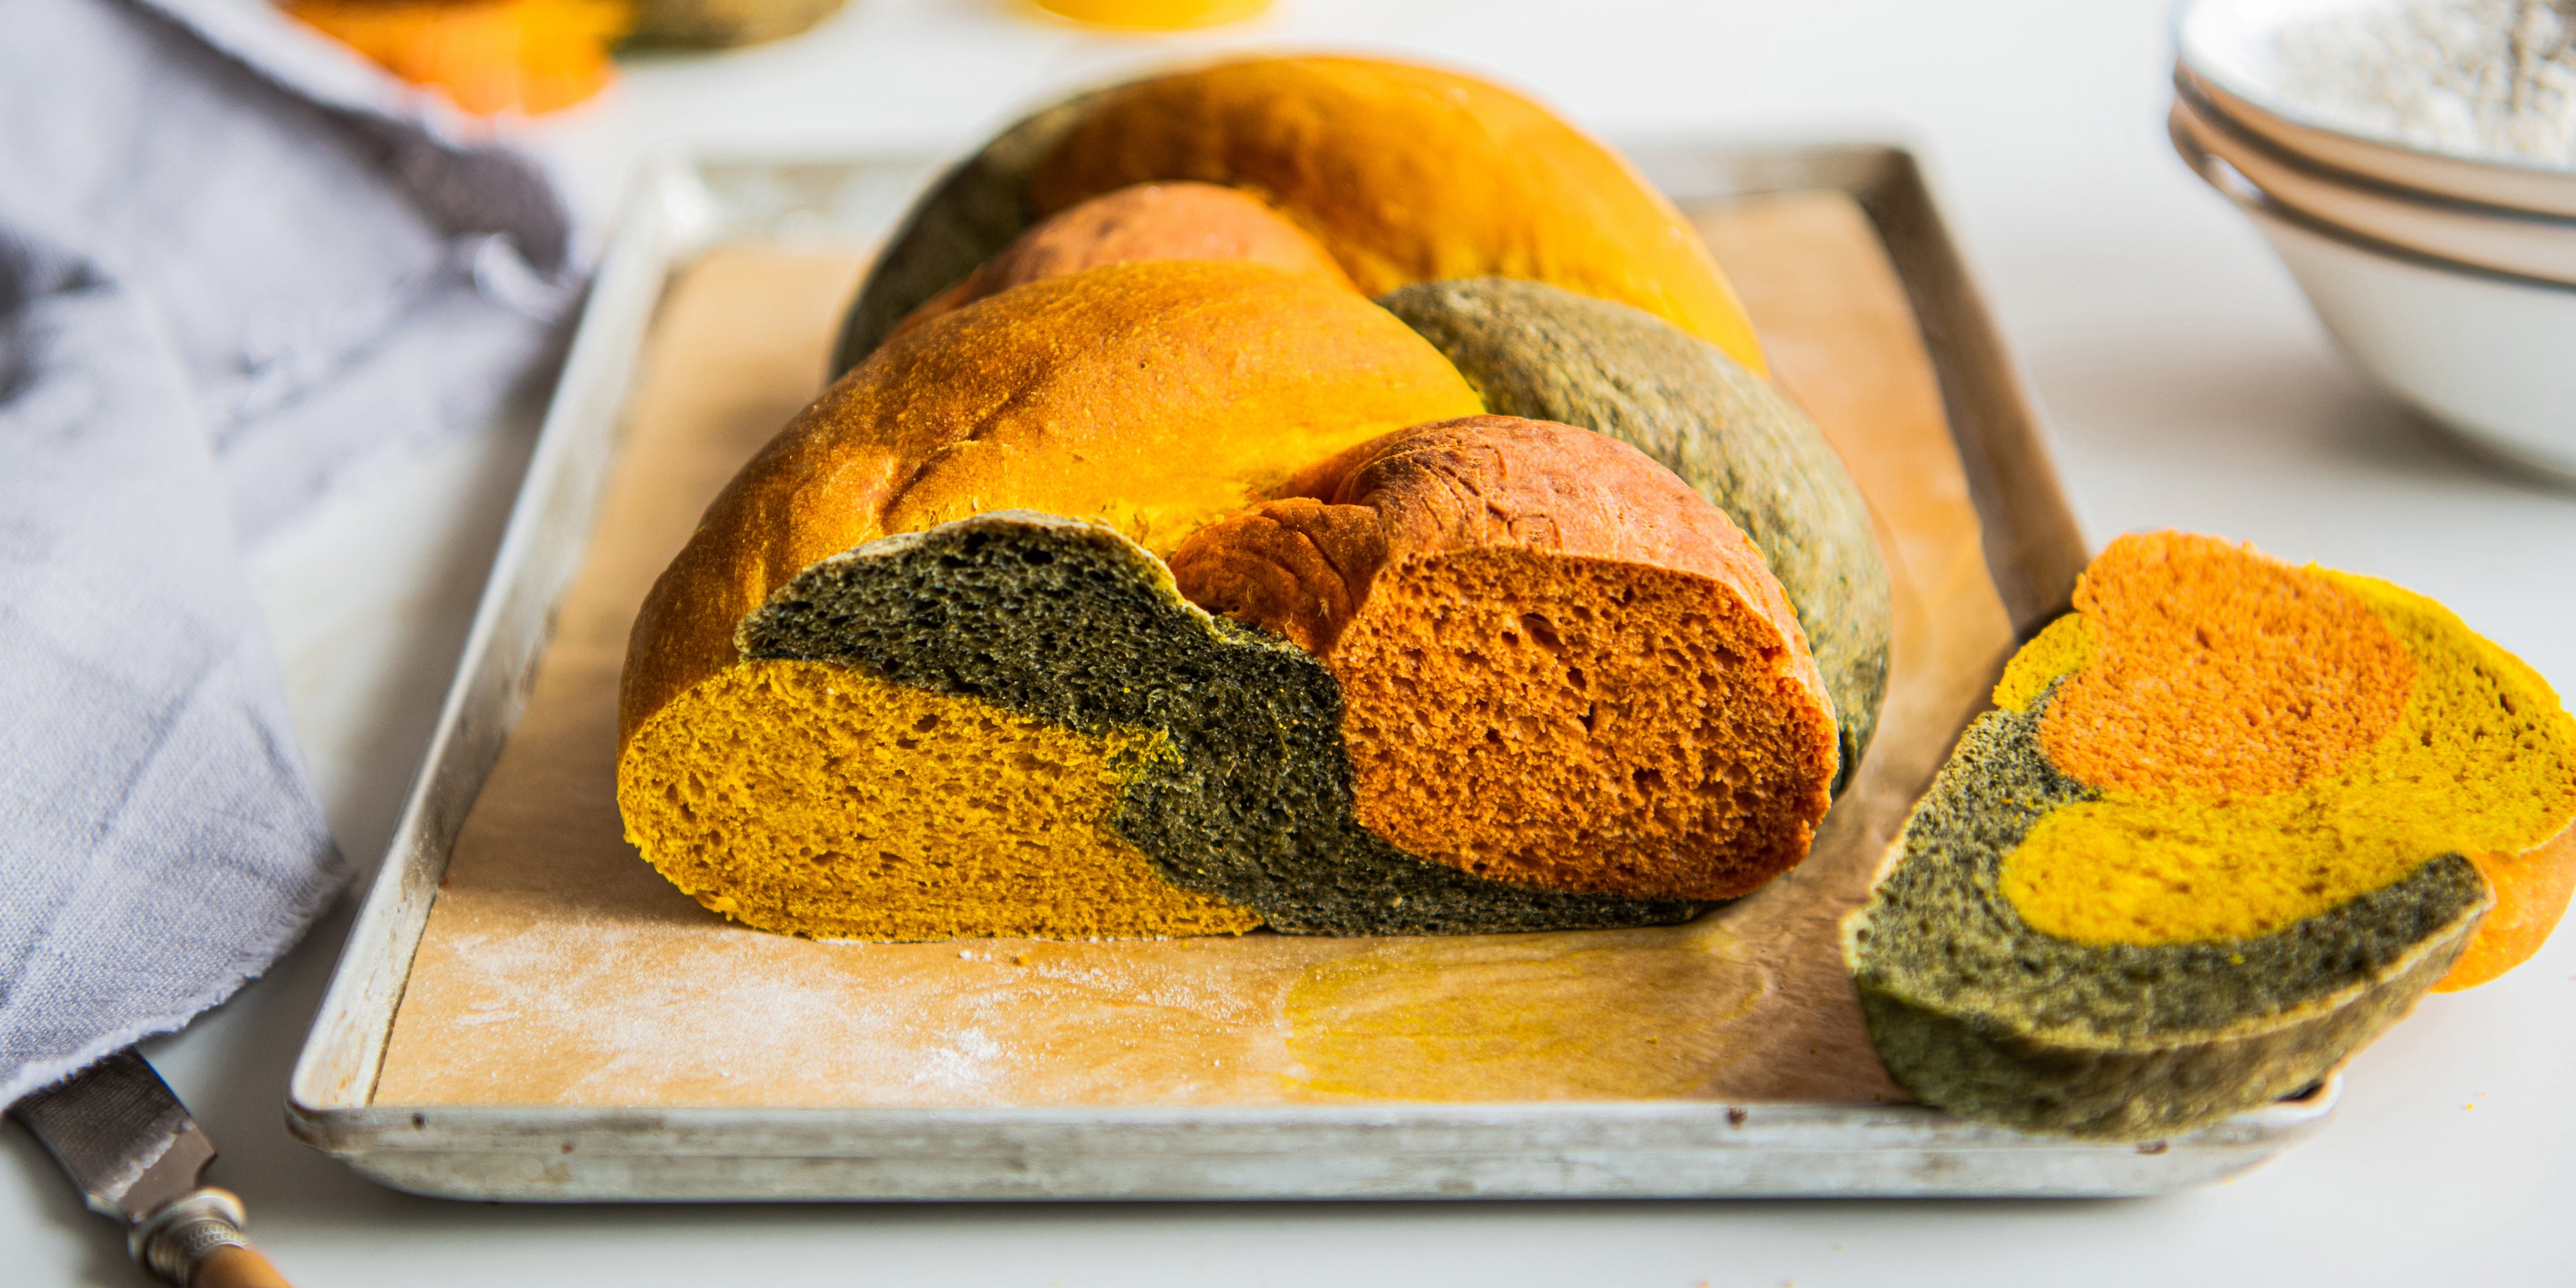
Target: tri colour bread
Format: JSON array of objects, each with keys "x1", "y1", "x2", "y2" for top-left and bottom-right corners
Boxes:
[
  {"x1": 619, "y1": 268, "x2": 1854, "y2": 938},
  {"x1": 617, "y1": 54, "x2": 1894, "y2": 942},
  {"x1": 1843, "y1": 532, "x2": 2576, "y2": 1139}
]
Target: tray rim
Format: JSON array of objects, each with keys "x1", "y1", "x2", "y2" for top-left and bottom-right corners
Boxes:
[{"x1": 282, "y1": 140, "x2": 2311, "y2": 1203}]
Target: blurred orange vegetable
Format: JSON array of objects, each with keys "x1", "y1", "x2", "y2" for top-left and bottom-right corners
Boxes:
[
  {"x1": 1032, "y1": 0, "x2": 1269, "y2": 30},
  {"x1": 629, "y1": 0, "x2": 849, "y2": 48},
  {"x1": 288, "y1": 0, "x2": 632, "y2": 116}
]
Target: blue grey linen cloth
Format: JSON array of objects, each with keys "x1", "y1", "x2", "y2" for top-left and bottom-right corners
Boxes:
[{"x1": 1, "y1": 0, "x2": 578, "y2": 1106}]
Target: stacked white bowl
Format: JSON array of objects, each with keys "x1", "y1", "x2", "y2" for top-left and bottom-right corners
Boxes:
[{"x1": 2174, "y1": 0, "x2": 2576, "y2": 478}]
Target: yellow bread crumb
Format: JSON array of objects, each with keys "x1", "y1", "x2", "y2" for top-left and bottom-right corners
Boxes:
[
  {"x1": 619, "y1": 658, "x2": 1260, "y2": 940},
  {"x1": 1992, "y1": 612, "x2": 2094, "y2": 714}
]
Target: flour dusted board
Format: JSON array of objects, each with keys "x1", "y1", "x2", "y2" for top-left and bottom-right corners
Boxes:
[
  {"x1": 369, "y1": 190, "x2": 2004, "y2": 1110},
  {"x1": 292, "y1": 149, "x2": 2326, "y2": 1199}
]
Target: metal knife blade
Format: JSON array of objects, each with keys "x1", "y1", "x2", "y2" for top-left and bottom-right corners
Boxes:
[
  {"x1": 12, "y1": 1049, "x2": 215, "y2": 1222},
  {"x1": 11, "y1": 1049, "x2": 293, "y2": 1287}
]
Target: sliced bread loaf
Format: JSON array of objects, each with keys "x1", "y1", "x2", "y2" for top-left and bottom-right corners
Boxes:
[
  {"x1": 627, "y1": 257, "x2": 1841, "y2": 938},
  {"x1": 710, "y1": 509, "x2": 1704, "y2": 936},
  {"x1": 629, "y1": 417, "x2": 1835, "y2": 937},
  {"x1": 1843, "y1": 531, "x2": 2576, "y2": 1138}
]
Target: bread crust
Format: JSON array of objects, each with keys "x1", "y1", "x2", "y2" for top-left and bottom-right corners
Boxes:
[
  {"x1": 885, "y1": 181, "x2": 1354, "y2": 341},
  {"x1": 834, "y1": 56, "x2": 1765, "y2": 375}
]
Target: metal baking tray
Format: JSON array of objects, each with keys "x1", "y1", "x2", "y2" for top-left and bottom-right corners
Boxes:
[{"x1": 285, "y1": 143, "x2": 2335, "y2": 1200}]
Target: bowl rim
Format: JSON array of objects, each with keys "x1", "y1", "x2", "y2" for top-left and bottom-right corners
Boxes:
[
  {"x1": 2170, "y1": 93, "x2": 2576, "y2": 296},
  {"x1": 2178, "y1": 66, "x2": 2576, "y2": 222},
  {"x1": 2176, "y1": 62, "x2": 2576, "y2": 220},
  {"x1": 2172, "y1": 0, "x2": 2576, "y2": 186}
]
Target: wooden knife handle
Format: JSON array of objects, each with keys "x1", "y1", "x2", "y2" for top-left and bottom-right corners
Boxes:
[
  {"x1": 133, "y1": 1189, "x2": 294, "y2": 1288},
  {"x1": 191, "y1": 1245, "x2": 293, "y2": 1288}
]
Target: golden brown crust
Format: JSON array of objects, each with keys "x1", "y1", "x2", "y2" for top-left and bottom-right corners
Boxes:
[
  {"x1": 1175, "y1": 416, "x2": 1825, "y2": 690},
  {"x1": 886, "y1": 182, "x2": 1355, "y2": 341},
  {"x1": 1026, "y1": 56, "x2": 1769, "y2": 376}
]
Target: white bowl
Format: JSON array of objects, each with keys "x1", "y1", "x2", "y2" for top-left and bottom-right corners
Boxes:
[
  {"x1": 2228, "y1": 194, "x2": 2576, "y2": 479},
  {"x1": 2177, "y1": 0, "x2": 2576, "y2": 218},
  {"x1": 2170, "y1": 91, "x2": 2576, "y2": 286}
]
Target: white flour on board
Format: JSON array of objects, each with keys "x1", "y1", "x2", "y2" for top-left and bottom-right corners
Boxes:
[{"x1": 400, "y1": 913, "x2": 1309, "y2": 1107}]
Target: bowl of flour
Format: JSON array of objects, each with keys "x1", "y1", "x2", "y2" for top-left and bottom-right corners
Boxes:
[
  {"x1": 2176, "y1": 0, "x2": 2576, "y2": 480},
  {"x1": 2180, "y1": 0, "x2": 2576, "y2": 215}
]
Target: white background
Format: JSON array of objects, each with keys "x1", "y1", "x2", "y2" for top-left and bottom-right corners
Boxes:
[{"x1": 9, "y1": 0, "x2": 2576, "y2": 1283}]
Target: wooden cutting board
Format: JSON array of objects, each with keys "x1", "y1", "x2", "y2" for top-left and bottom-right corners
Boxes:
[{"x1": 369, "y1": 190, "x2": 2019, "y2": 1110}]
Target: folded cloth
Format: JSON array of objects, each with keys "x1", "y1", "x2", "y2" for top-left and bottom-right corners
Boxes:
[{"x1": 0, "y1": 0, "x2": 579, "y2": 1106}]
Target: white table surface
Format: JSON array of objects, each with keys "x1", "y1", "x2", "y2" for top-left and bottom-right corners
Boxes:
[{"x1": 13, "y1": 0, "x2": 2576, "y2": 1283}]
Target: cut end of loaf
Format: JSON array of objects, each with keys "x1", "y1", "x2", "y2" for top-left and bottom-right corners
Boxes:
[
  {"x1": 1174, "y1": 415, "x2": 1837, "y2": 902},
  {"x1": 1337, "y1": 547, "x2": 1831, "y2": 900},
  {"x1": 626, "y1": 510, "x2": 1709, "y2": 940},
  {"x1": 616, "y1": 658, "x2": 1260, "y2": 941},
  {"x1": 1373, "y1": 276, "x2": 1890, "y2": 793},
  {"x1": 1996, "y1": 531, "x2": 2576, "y2": 956}
]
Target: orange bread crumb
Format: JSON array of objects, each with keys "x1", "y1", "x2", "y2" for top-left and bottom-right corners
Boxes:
[
  {"x1": 2038, "y1": 534, "x2": 2414, "y2": 799},
  {"x1": 1171, "y1": 415, "x2": 1836, "y2": 900}
]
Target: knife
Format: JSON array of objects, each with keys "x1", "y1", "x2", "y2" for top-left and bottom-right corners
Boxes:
[{"x1": 9, "y1": 1049, "x2": 292, "y2": 1287}]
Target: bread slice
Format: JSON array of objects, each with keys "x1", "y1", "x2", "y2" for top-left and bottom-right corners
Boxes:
[
  {"x1": 1843, "y1": 532, "x2": 2576, "y2": 1138},
  {"x1": 834, "y1": 56, "x2": 1763, "y2": 374},
  {"x1": 1172, "y1": 415, "x2": 1838, "y2": 902},
  {"x1": 1378, "y1": 277, "x2": 1889, "y2": 790}
]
